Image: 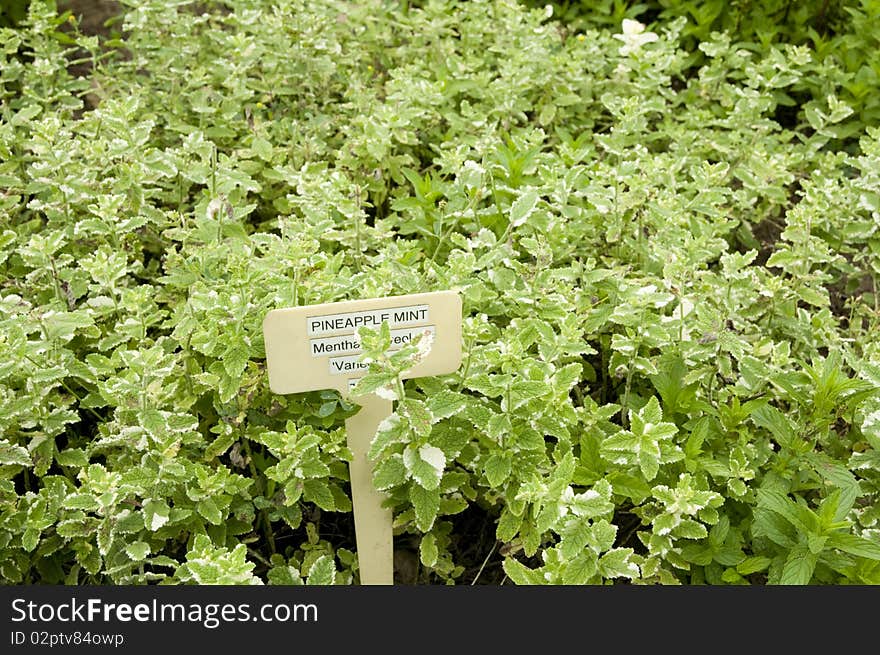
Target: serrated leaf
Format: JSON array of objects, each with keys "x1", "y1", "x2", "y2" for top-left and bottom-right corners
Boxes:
[
  {"x1": 751, "y1": 406, "x2": 798, "y2": 449},
  {"x1": 403, "y1": 444, "x2": 445, "y2": 490},
  {"x1": 97, "y1": 519, "x2": 113, "y2": 556},
  {"x1": 588, "y1": 520, "x2": 618, "y2": 552},
  {"x1": 268, "y1": 565, "x2": 304, "y2": 585},
  {"x1": 827, "y1": 533, "x2": 880, "y2": 560},
  {"x1": 55, "y1": 448, "x2": 88, "y2": 467},
  {"x1": 409, "y1": 484, "x2": 440, "y2": 532},
  {"x1": 0, "y1": 440, "x2": 31, "y2": 466},
  {"x1": 756, "y1": 489, "x2": 810, "y2": 533},
  {"x1": 299, "y1": 456, "x2": 330, "y2": 478},
  {"x1": 560, "y1": 517, "x2": 591, "y2": 560},
  {"x1": 62, "y1": 494, "x2": 100, "y2": 511},
  {"x1": 426, "y1": 390, "x2": 467, "y2": 420},
  {"x1": 779, "y1": 547, "x2": 816, "y2": 585},
  {"x1": 598, "y1": 548, "x2": 639, "y2": 579},
  {"x1": 42, "y1": 311, "x2": 94, "y2": 342},
  {"x1": 223, "y1": 344, "x2": 250, "y2": 379},
  {"x1": 752, "y1": 508, "x2": 797, "y2": 548},
  {"x1": 570, "y1": 480, "x2": 614, "y2": 518},
  {"x1": 400, "y1": 399, "x2": 433, "y2": 436},
  {"x1": 125, "y1": 541, "x2": 150, "y2": 561},
  {"x1": 736, "y1": 556, "x2": 772, "y2": 575},
  {"x1": 138, "y1": 408, "x2": 167, "y2": 438},
  {"x1": 496, "y1": 507, "x2": 522, "y2": 542},
  {"x1": 638, "y1": 396, "x2": 664, "y2": 425},
  {"x1": 197, "y1": 498, "x2": 223, "y2": 525},
  {"x1": 502, "y1": 557, "x2": 542, "y2": 584},
  {"x1": 368, "y1": 413, "x2": 406, "y2": 459},
  {"x1": 143, "y1": 499, "x2": 170, "y2": 531},
  {"x1": 508, "y1": 380, "x2": 548, "y2": 409},
  {"x1": 57, "y1": 517, "x2": 96, "y2": 538},
  {"x1": 205, "y1": 431, "x2": 236, "y2": 460},
  {"x1": 608, "y1": 473, "x2": 651, "y2": 503},
  {"x1": 306, "y1": 555, "x2": 336, "y2": 585},
  {"x1": 303, "y1": 480, "x2": 336, "y2": 511},
  {"x1": 674, "y1": 519, "x2": 708, "y2": 540},
  {"x1": 510, "y1": 190, "x2": 539, "y2": 228},
  {"x1": 420, "y1": 533, "x2": 439, "y2": 568},
  {"x1": 114, "y1": 510, "x2": 143, "y2": 534},
  {"x1": 486, "y1": 412, "x2": 511, "y2": 442},
  {"x1": 484, "y1": 454, "x2": 511, "y2": 487},
  {"x1": 563, "y1": 551, "x2": 598, "y2": 584},
  {"x1": 352, "y1": 371, "x2": 397, "y2": 398},
  {"x1": 21, "y1": 528, "x2": 40, "y2": 552},
  {"x1": 373, "y1": 454, "x2": 406, "y2": 491}
]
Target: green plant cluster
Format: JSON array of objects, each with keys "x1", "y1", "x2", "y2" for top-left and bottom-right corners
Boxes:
[
  {"x1": 531, "y1": 0, "x2": 880, "y2": 130},
  {"x1": 1, "y1": 0, "x2": 879, "y2": 585}
]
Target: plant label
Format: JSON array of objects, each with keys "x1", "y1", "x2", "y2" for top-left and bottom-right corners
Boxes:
[
  {"x1": 263, "y1": 291, "x2": 462, "y2": 585},
  {"x1": 263, "y1": 291, "x2": 462, "y2": 395}
]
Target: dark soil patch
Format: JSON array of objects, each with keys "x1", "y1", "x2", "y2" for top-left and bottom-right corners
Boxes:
[
  {"x1": 751, "y1": 215, "x2": 786, "y2": 267},
  {"x1": 59, "y1": 0, "x2": 122, "y2": 37}
]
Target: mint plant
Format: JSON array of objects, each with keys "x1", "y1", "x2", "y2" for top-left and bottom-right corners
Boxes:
[{"x1": 1, "y1": 0, "x2": 879, "y2": 585}]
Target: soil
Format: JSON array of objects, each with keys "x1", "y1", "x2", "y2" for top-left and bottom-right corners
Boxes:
[{"x1": 58, "y1": 0, "x2": 121, "y2": 36}]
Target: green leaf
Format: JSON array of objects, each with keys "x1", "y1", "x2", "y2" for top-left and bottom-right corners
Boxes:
[
  {"x1": 63, "y1": 494, "x2": 100, "y2": 511},
  {"x1": 638, "y1": 396, "x2": 664, "y2": 425},
  {"x1": 570, "y1": 480, "x2": 614, "y2": 518},
  {"x1": 827, "y1": 533, "x2": 880, "y2": 560},
  {"x1": 197, "y1": 498, "x2": 223, "y2": 525},
  {"x1": 496, "y1": 508, "x2": 522, "y2": 543},
  {"x1": 637, "y1": 443, "x2": 662, "y2": 481},
  {"x1": 752, "y1": 508, "x2": 797, "y2": 548},
  {"x1": 608, "y1": 472, "x2": 651, "y2": 503},
  {"x1": 588, "y1": 520, "x2": 618, "y2": 552},
  {"x1": 426, "y1": 390, "x2": 467, "y2": 420},
  {"x1": 55, "y1": 448, "x2": 88, "y2": 467},
  {"x1": 373, "y1": 454, "x2": 406, "y2": 491},
  {"x1": 420, "y1": 533, "x2": 439, "y2": 568},
  {"x1": 410, "y1": 484, "x2": 440, "y2": 532},
  {"x1": 736, "y1": 556, "x2": 772, "y2": 575},
  {"x1": 598, "y1": 548, "x2": 639, "y2": 579},
  {"x1": 563, "y1": 551, "x2": 598, "y2": 584},
  {"x1": 125, "y1": 541, "x2": 151, "y2": 561},
  {"x1": 484, "y1": 453, "x2": 511, "y2": 487},
  {"x1": 306, "y1": 555, "x2": 336, "y2": 585},
  {"x1": 560, "y1": 517, "x2": 591, "y2": 560},
  {"x1": 42, "y1": 311, "x2": 94, "y2": 343},
  {"x1": 403, "y1": 444, "x2": 446, "y2": 490},
  {"x1": 502, "y1": 557, "x2": 542, "y2": 585},
  {"x1": 756, "y1": 489, "x2": 810, "y2": 534},
  {"x1": 509, "y1": 189, "x2": 539, "y2": 227},
  {"x1": 369, "y1": 414, "x2": 407, "y2": 459},
  {"x1": 303, "y1": 480, "x2": 336, "y2": 511},
  {"x1": 352, "y1": 371, "x2": 397, "y2": 398},
  {"x1": 750, "y1": 406, "x2": 798, "y2": 449},
  {"x1": 268, "y1": 565, "x2": 304, "y2": 585},
  {"x1": 0, "y1": 440, "x2": 32, "y2": 466},
  {"x1": 223, "y1": 343, "x2": 250, "y2": 379},
  {"x1": 205, "y1": 431, "x2": 236, "y2": 460},
  {"x1": 22, "y1": 529, "x2": 40, "y2": 552},
  {"x1": 400, "y1": 399, "x2": 433, "y2": 436},
  {"x1": 143, "y1": 499, "x2": 170, "y2": 532},
  {"x1": 251, "y1": 136, "x2": 273, "y2": 161},
  {"x1": 779, "y1": 547, "x2": 816, "y2": 585}
]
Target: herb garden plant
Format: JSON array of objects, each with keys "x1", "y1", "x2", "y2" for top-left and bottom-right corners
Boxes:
[{"x1": 1, "y1": 0, "x2": 879, "y2": 585}]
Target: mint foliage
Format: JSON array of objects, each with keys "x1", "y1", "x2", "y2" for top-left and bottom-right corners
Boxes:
[{"x1": 1, "y1": 0, "x2": 879, "y2": 585}]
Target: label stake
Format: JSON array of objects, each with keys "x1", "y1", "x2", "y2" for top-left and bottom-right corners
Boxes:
[
  {"x1": 263, "y1": 291, "x2": 462, "y2": 585},
  {"x1": 344, "y1": 393, "x2": 394, "y2": 585}
]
